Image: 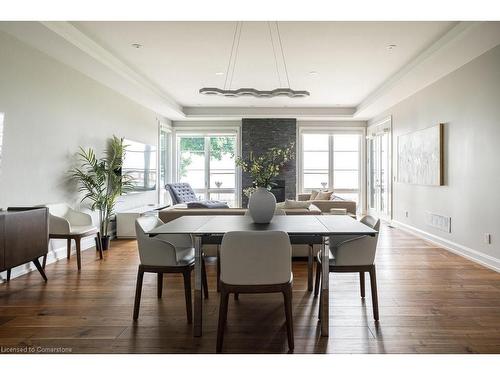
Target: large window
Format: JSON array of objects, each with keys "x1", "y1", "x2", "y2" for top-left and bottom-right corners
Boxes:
[
  {"x1": 159, "y1": 125, "x2": 172, "y2": 205},
  {"x1": 300, "y1": 131, "x2": 362, "y2": 207},
  {"x1": 176, "y1": 133, "x2": 238, "y2": 207}
]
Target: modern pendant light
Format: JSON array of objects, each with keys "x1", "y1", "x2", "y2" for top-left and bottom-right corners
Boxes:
[{"x1": 200, "y1": 22, "x2": 310, "y2": 98}]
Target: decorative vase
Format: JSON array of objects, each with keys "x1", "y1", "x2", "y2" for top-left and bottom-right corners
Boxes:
[{"x1": 248, "y1": 187, "x2": 276, "y2": 224}]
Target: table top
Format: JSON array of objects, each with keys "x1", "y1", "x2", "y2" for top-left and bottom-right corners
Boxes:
[{"x1": 148, "y1": 215, "x2": 377, "y2": 236}]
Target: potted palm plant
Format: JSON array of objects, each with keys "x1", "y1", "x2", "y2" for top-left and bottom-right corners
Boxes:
[
  {"x1": 70, "y1": 136, "x2": 134, "y2": 250},
  {"x1": 236, "y1": 143, "x2": 295, "y2": 223}
]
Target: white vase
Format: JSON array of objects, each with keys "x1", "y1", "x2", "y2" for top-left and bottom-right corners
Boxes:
[{"x1": 248, "y1": 187, "x2": 276, "y2": 224}]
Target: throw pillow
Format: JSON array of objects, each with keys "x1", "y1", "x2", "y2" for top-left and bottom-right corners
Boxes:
[
  {"x1": 309, "y1": 190, "x2": 320, "y2": 200},
  {"x1": 330, "y1": 194, "x2": 346, "y2": 201},
  {"x1": 276, "y1": 201, "x2": 286, "y2": 209},
  {"x1": 284, "y1": 199, "x2": 311, "y2": 209},
  {"x1": 315, "y1": 191, "x2": 333, "y2": 200}
]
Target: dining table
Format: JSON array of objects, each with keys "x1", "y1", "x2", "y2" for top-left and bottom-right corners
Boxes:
[{"x1": 148, "y1": 214, "x2": 377, "y2": 337}]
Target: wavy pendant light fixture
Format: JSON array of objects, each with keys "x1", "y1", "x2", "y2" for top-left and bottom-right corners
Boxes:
[{"x1": 199, "y1": 22, "x2": 310, "y2": 98}]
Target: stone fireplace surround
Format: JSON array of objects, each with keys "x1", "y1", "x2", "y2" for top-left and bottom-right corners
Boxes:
[{"x1": 241, "y1": 118, "x2": 297, "y2": 207}]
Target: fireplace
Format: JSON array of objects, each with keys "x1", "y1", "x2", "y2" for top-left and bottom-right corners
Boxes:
[{"x1": 270, "y1": 180, "x2": 286, "y2": 203}]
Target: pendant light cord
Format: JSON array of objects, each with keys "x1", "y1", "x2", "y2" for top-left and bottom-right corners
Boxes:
[
  {"x1": 275, "y1": 21, "x2": 291, "y2": 89},
  {"x1": 228, "y1": 22, "x2": 242, "y2": 90},
  {"x1": 268, "y1": 21, "x2": 282, "y2": 88},
  {"x1": 223, "y1": 22, "x2": 239, "y2": 90}
]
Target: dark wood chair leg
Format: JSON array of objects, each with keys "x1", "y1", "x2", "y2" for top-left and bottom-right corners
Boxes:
[
  {"x1": 216, "y1": 246, "x2": 221, "y2": 293},
  {"x1": 67, "y1": 238, "x2": 72, "y2": 259},
  {"x1": 369, "y1": 265, "x2": 379, "y2": 321},
  {"x1": 283, "y1": 284, "x2": 295, "y2": 352},
  {"x1": 75, "y1": 237, "x2": 82, "y2": 271},
  {"x1": 202, "y1": 257, "x2": 209, "y2": 299},
  {"x1": 133, "y1": 267, "x2": 144, "y2": 320},
  {"x1": 216, "y1": 287, "x2": 230, "y2": 353},
  {"x1": 157, "y1": 273, "x2": 163, "y2": 299},
  {"x1": 42, "y1": 254, "x2": 47, "y2": 269},
  {"x1": 314, "y1": 262, "x2": 321, "y2": 297},
  {"x1": 6, "y1": 269, "x2": 11, "y2": 282},
  {"x1": 183, "y1": 269, "x2": 193, "y2": 324},
  {"x1": 360, "y1": 271, "x2": 366, "y2": 298},
  {"x1": 307, "y1": 245, "x2": 313, "y2": 292},
  {"x1": 318, "y1": 272, "x2": 327, "y2": 320},
  {"x1": 32, "y1": 258, "x2": 47, "y2": 282},
  {"x1": 234, "y1": 293, "x2": 239, "y2": 300},
  {"x1": 96, "y1": 232, "x2": 103, "y2": 259}
]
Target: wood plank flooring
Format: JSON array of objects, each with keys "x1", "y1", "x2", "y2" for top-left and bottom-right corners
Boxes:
[{"x1": 1, "y1": 224, "x2": 500, "y2": 354}]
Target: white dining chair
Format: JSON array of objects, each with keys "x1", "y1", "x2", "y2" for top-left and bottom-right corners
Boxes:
[
  {"x1": 223, "y1": 208, "x2": 288, "y2": 298},
  {"x1": 216, "y1": 230, "x2": 294, "y2": 353},
  {"x1": 45, "y1": 203, "x2": 102, "y2": 270},
  {"x1": 133, "y1": 216, "x2": 208, "y2": 323},
  {"x1": 314, "y1": 215, "x2": 381, "y2": 321}
]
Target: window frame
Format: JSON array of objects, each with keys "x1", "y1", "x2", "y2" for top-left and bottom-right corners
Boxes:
[
  {"x1": 173, "y1": 126, "x2": 241, "y2": 207},
  {"x1": 158, "y1": 121, "x2": 173, "y2": 205},
  {"x1": 298, "y1": 126, "x2": 366, "y2": 213}
]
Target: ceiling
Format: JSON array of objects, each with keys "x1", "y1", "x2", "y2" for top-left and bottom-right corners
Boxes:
[
  {"x1": 72, "y1": 21, "x2": 455, "y2": 108},
  {"x1": 2, "y1": 21, "x2": 499, "y2": 120}
]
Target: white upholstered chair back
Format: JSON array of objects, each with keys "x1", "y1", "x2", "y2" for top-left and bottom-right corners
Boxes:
[
  {"x1": 46, "y1": 203, "x2": 71, "y2": 218},
  {"x1": 135, "y1": 216, "x2": 179, "y2": 267},
  {"x1": 333, "y1": 215, "x2": 381, "y2": 266},
  {"x1": 220, "y1": 231, "x2": 292, "y2": 285},
  {"x1": 45, "y1": 203, "x2": 94, "y2": 234}
]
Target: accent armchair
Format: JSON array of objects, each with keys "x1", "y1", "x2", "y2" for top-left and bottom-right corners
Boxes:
[
  {"x1": 165, "y1": 183, "x2": 198, "y2": 205},
  {"x1": 45, "y1": 203, "x2": 103, "y2": 271}
]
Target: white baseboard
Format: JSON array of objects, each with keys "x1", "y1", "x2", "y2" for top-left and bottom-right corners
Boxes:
[
  {"x1": 391, "y1": 220, "x2": 500, "y2": 273},
  {"x1": 0, "y1": 237, "x2": 96, "y2": 283}
]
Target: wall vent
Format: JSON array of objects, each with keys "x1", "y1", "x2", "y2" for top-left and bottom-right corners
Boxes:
[{"x1": 426, "y1": 212, "x2": 451, "y2": 233}]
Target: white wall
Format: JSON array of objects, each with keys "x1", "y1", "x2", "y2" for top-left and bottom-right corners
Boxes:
[
  {"x1": 0, "y1": 31, "x2": 160, "y2": 279},
  {"x1": 370, "y1": 44, "x2": 500, "y2": 271}
]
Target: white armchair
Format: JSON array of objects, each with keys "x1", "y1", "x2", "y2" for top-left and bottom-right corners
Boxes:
[
  {"x1": 314, "y1": 215, "x2": 381, "y2": 321},
  {"x1": 45, "y1": 203, "x2": 102, "y2": 270},
  {"x1": 133, "y1": 216, "x2": 208, "y2": 323},
  {"x1": 216, "y1": 230, "x2": 294, "y2": 353}
]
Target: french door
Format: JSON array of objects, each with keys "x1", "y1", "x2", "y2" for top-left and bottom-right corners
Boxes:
[
  {"x1": 176, "y1": 134, "x2": 238, "y2": 207},
  {"x1": 367, "y1": 123, "x2": 392, "y2": 221}
]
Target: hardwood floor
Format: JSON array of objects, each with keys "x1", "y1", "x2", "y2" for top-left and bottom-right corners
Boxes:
[{"x1": 1, "y1": 224, "x2": 500, "y2": 354}]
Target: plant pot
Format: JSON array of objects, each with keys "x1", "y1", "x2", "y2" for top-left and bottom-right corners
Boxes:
[
  {"x1": 101, "y1": 236, "x2": 110, "y2": 250},
  {"x1": 248, "y1": 187, "x2": 276, "y2": 224}
]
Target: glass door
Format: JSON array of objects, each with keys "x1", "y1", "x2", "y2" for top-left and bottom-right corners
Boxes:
[
  {"x1": 367, "y1": 130, "x2": 391, "y2": 220},
  {"x1": 177, "y1": 134, "x2": 237, "y2": 207}
]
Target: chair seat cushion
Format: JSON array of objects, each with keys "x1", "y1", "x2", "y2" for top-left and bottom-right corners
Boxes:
[{"x1": 69, "y1": 225, "x2": 98, "y2": 235}]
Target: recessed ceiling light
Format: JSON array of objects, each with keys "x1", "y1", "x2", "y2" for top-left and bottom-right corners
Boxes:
[
  {"x1": 215, "y1": 72, "x2": 224, "y2": 76},
  {"x1": 387, "y1": 44, "x2": 397, "y2": 51},
  {"x1": 131, "y1": 43, "x2": 143, "y2": 49}
]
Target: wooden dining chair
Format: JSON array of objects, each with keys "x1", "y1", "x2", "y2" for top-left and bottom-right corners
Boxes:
[
  {"x1": 315, "y1": 215, "x2": 381, "y2": 321},
  {"x1": 133, "y1": 216, "x2": 208, "y2": 323},
  {"x1": 216, "y1": 230, "x2": 294, "y2": 353}
]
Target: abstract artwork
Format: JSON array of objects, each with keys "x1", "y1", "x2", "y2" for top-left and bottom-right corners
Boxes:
[{"x1": 397, "y1": 124, "x2": 443, "y2": 186}]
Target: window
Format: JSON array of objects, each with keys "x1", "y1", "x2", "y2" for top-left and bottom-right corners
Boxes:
[
  {"x1": 159, "y1": 125, "x2": 172, "y2": 205},
  {"x1": 300, "y1": 131, "x2": 362, "y2": 208},
  {"x1": 176, "y1": 133, "x2": 238, "y2": 207}
]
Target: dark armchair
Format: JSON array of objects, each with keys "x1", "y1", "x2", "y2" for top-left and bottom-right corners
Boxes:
[{"x1": 165, "y1": 183, "x2": 198, "y2": 205}]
